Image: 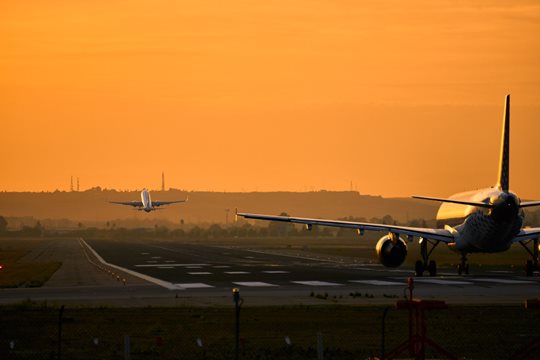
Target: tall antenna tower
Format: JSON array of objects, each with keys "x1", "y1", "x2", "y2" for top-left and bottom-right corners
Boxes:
[
  {"x1": 70, "y1": 176, "x2": 74, "y2": 192},
  {"x1": 162, "y1": 171, "x2": 165, "y2": 191}
]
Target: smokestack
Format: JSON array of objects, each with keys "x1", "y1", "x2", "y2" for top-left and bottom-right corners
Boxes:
[
  {"x1": 77, "y1": 177, "x2": 80, "y2": 192},
  {"x1": 162, "y1": 171, "x2": 165, "y2": 191},
  {"x1": 70, "y1": 176, "x2": 74, "y2": 192}
]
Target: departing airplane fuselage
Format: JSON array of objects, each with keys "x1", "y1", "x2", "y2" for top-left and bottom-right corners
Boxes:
[{"x1": 140, "y1": 189, "x2": 153, "y2": 212}]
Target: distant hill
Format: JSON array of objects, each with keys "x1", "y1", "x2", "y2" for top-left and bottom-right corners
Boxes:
[{"x1": 0, "y1": 189, "x2": 439, "y2": 227}]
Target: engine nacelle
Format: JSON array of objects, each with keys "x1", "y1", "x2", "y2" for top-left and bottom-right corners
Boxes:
[{"x1": 375, "y1": 234, "x2": 408, "y2": 268}]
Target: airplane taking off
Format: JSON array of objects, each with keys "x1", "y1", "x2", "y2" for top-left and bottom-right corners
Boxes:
[
  {"x1": 238, "y1": 95, "x2": 540, "y2": 276},
  {"x1": 110, "y1": 189, "x2": 187, "y2": 212}
]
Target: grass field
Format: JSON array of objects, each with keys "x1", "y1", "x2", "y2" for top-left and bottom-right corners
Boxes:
[
  {"x1": 0, "y1": 303, "x2": 538, "y2": 359},
  {"x1": 0, "y1": 239, "x2": 61, "y2": 288}
]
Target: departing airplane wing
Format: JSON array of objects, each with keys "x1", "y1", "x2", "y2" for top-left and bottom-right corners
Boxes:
[
  {"x1": 513, "y1": 228, "x2": 540, "y2": 242},
  {"x1": 237, "y1": 212, "x2": 455, "y2": 243},
  {"x1": 110, "y1": 201, "x2": 144, "y2": 207},
  {"x1": 152, "y1": 199, "x2": 188, "y2": 207}
]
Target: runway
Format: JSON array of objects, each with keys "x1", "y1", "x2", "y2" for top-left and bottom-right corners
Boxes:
[
  {"x1": 80, "y1": 239, "x2": 540, "y2": 304},
  {"x1": 1, "y1": 238, "x2": 538, "y2": 306}
]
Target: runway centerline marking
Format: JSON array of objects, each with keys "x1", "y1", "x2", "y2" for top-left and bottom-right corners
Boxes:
[
  {"x1": 188, "y1": 272, "x2": 212, "y2": 275},
  {"x1": 262, "y1": 271, "x2": 289, "y2": 274},
  {"x1": 292, "y1": 281, "x2": 343, "y2": 286},
  {"x1": 233, "y1": 282, "x2": 277, "y2": 287},
  {"x1": 225, "y1": 271, "x2": 250, "y2": 275}
]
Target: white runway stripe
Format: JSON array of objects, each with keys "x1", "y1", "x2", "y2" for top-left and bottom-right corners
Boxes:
[
  {"x1": 292, "y1": 281, "x2": 343, "y2": 286},
  {"x1": 176, "y1": 283, "x2": 214, "y2": 289},
  {"x1": 135, "y1": 264, "x2": 209, "y2": 267},
  {"x1": 225, "y1": 271, "x2": 250, "y2": 275},
  {"x1": 233, "y1": 282, "x2": 277, "y2": 287},
  {"x1": 188, "y1": 272, "x2": 212, "y2": 275},
  {"x1": 413, "y1": 278, "x2": 473, "y2": 285},
  {"x1": 262, "y1": 271, "x2": 289, "y2": 274},
  {"x1": 471, "y1": 278, "x2": 536, "y2": 284},
  {"x1": 349, "y1": 280, "x2": 403, "y2": 286}
]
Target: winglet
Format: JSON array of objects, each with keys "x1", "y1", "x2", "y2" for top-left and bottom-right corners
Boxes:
[{"x1": 497, "y1": 94, "x2": 510, "y2": 192}]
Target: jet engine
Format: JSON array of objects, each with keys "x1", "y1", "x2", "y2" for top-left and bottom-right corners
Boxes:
[{"x1": 375, "y1": 233, "x2": 408, "y2": 267}]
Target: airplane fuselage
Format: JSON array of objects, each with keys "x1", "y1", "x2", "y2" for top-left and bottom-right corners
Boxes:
[
  {"x1": 437, "y1": 187, "x2": 522, "y2": 253},
  {"x1": 141, "y1": 189, "x2": 153, "y2": 212}
]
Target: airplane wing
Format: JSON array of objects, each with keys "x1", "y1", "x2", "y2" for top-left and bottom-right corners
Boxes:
[
  {"x1": 110, "y1": 201, "x2": 144, "y2": 208},
  {"x1": 152, "y1": 199, "x2": 188, "y2": 207},
  {"x1": 237, "y1": 212, "x2": 455, "y2": 243},
  {"x1": 513, "y1": 227, "x2": 540, "y2": 242}
]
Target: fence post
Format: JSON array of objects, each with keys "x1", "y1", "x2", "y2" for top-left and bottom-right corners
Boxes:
[
  {"x1": 58, "y1": 305, "x2": 64, "y2": 360},
  {"x1": 317, "y1": 332, "x2": 324, "y2": 360},
  {"x1": 124, "y1": 335, "x2": 131, "y2": 360},
  {"x1": 381, "y1": 306, "x2": 391, "y2": 360}
]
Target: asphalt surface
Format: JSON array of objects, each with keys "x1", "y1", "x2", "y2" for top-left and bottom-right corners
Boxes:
[{"x1": 1, "y1": 238, "x2": 539, "y2": 306}]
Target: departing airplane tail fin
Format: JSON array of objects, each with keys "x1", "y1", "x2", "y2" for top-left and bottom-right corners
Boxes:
[{"x1": 497, "y1": 94, "x2": 510, "y2": 192}]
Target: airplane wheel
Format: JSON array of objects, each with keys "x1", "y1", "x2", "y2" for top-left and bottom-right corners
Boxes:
[
  {"x1": 428, "y1": 260, "x2": 437, "y2": 277},
  {"x1": 526, "y1": 260, "x2": 534, "y2": 277},
  {"x1": 415, "y1": 260, "x2": 424, "y2": 277}
]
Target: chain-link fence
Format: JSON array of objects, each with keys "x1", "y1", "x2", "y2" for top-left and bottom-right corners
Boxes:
[{"x1": 1, "y1": 303, "x2": 539, "y2": 359}]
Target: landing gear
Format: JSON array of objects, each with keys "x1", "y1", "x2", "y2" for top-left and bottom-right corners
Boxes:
[
  {"x1": 458, "y1": 253, "x2": 469, "y2": 275},
  {"x1": 415, "y1": 238, "x2": 439, "y2": 277},
  {"x1": 519, "y1": 238, "x2": 539, "y2": 277}
]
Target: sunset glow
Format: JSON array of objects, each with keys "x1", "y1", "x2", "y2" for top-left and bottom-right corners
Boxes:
[{"x1": 2, "y1": 1, "x2": 539, "y2": 198}]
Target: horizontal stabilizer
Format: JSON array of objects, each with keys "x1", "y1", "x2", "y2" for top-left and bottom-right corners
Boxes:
[{"x1": 412, "y1": 195, "x2": 493, "y2": 208}]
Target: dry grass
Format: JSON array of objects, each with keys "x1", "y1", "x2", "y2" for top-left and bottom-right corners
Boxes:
[{"x1": 0, "y1": 239, "x2": 61, "y2": 288}]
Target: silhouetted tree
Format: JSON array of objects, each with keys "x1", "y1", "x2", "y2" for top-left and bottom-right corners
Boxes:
[{"x1": 268, "y1": 212, "x2": 294, "y2": 237}]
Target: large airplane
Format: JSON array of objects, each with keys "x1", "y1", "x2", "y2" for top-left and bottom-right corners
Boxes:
[
  {"x1": 237, "y1": 95, "x2": 540, "y2": 276},
  {"x1": 110, "y1": 188, "x2": 187, "y2": 212}
]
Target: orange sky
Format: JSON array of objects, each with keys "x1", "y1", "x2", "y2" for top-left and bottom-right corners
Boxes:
[{"x1": 1, "y1": 0, "x2": 539, "y2": 198}]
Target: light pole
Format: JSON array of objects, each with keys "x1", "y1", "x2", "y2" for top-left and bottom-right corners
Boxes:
[{"x1": 232, "y1": 288, "x2": 243, "y2": 360}]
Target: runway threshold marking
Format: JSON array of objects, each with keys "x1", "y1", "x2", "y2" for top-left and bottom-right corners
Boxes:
[
  {"x1": 349, "y1": 280, "x2": 403, "y2": 286},
  {"x1": 412, "y1": 279, "x2": 473, "y2": 285},
  {"x1": 233, "y1": 282, "x2": 277, "y2": 287},
  {"x1": 135, "y1": 264, "x2": 209, "y2": 267},
  {"x1": 175, "y1": 283, "x2": 214, "y2": 289},
  {"x1": 470, "y1": 278, "x2": 536, "y2": 284},
  {"x1": 292, "y1": 281, "x2": 343, "y2": 286}
]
